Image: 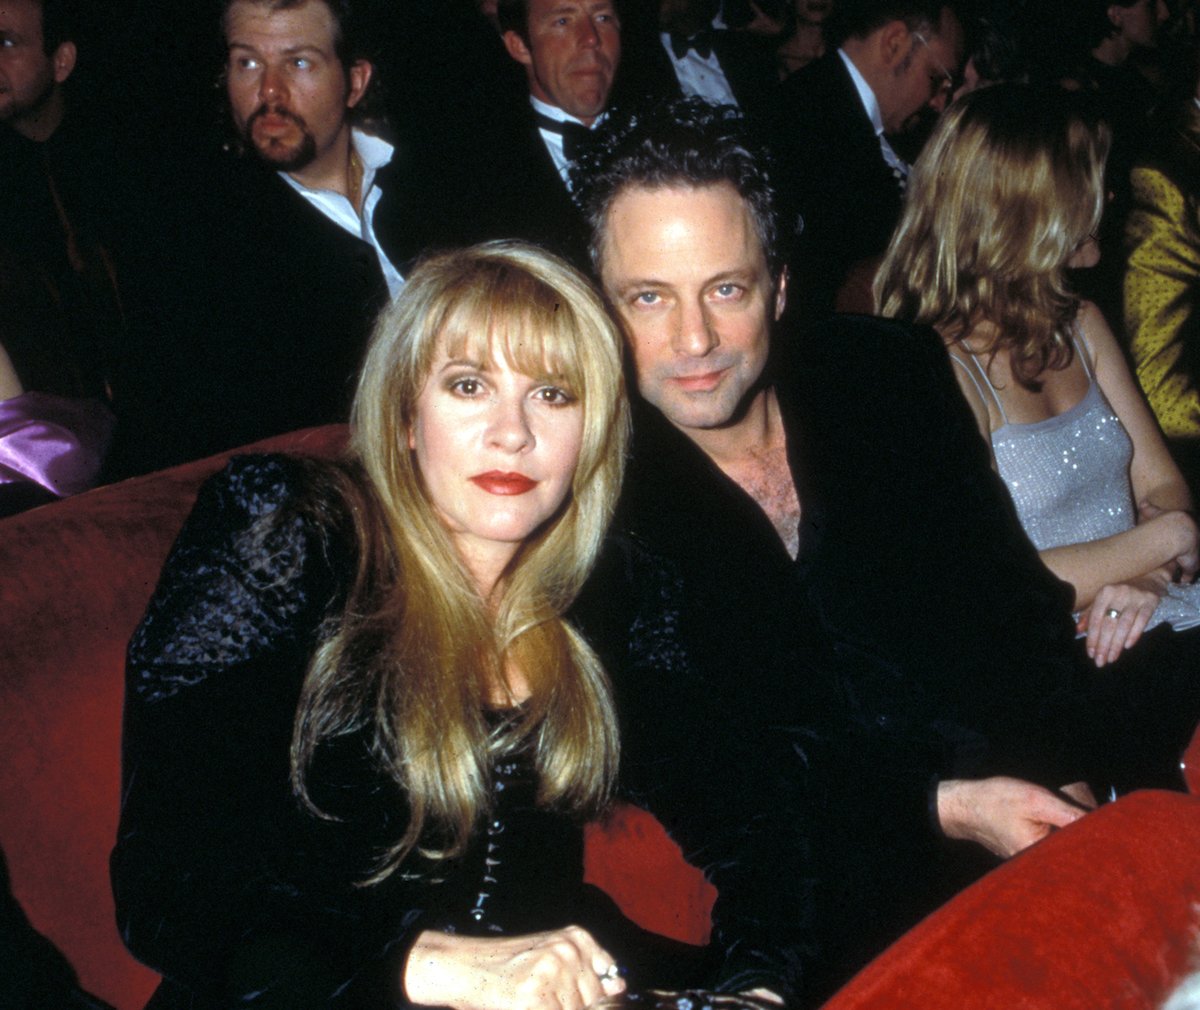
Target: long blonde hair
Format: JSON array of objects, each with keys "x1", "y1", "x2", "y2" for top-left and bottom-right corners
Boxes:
[
  {"x1": 874, "y1": 83, "x2": 1110, "y2": 386},
  {"x1": 290, "y1": 242, "x2": 629, "y2": 880}
]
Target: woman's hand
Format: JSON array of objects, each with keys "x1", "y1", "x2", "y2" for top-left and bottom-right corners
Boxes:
[
  {"x1": 403, "y1": 926, "x2": 626, "y2": 1010},
  {"x1": 1081, "y1": 571, "x2": 1169, "y2": 667}
]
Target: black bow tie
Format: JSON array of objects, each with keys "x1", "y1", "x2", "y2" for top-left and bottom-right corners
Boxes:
[
  {"x1": 670, "y1": 30, "x2": 713, "y2": 60},
  {"x1": 534, "y1": 112, "x2": 593, "y2": 162}
]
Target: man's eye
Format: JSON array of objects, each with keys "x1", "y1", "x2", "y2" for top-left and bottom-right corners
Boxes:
[
  {"x1": 713, "y1": 283, "x2": 743, "y2": 299},
  {"x1": 633, "y1": 292, "x2": 660, "y2": 306},
  {"x1": 292, "y1": 57, "x2": 312, "y2": 70},
  {"x1": 232, "y1": 56, "x2": 259, "y2": 71}
]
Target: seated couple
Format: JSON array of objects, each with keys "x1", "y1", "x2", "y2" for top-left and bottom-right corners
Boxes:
[{"x1": 113, "y1": 99, "x2": 1200, "y2": 1010}]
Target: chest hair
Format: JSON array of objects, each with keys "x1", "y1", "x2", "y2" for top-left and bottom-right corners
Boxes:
[{"x1": 719, "y1": 444, "x2": 802, "y2": 559}]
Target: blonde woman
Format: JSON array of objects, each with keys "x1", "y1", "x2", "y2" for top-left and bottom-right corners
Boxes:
[
  {"x1": 112, "y1": 243, "x2": 778, "y2": 1010},
  {"x1": 876, "y1": 84, "x2": 1200, "y2": 784}
]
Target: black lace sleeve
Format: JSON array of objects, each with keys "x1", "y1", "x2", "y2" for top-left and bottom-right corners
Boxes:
[{"x1": 112, "y1": 455, "x2": 428, "y2": 1009}]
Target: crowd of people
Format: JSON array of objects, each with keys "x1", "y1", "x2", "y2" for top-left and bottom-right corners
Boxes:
[{"x1": 6, "y1": 0, "x2": 1200, "y2": 1007}]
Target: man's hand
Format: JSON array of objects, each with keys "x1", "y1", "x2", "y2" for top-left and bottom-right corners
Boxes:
[{"x1": 936, "y1": 777, "x2": 1093, "y2": 858}]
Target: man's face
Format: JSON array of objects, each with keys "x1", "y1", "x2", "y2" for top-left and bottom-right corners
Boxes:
[
  {"x1": 599, "y1": 182, "x2": 785, "y2": 436},
  {"x1": 1112, "y1": 0, "x2": 1168, "y2": 50},
  {"x1": 0, "y1": 0, "x2": 71, "y2": 127},
  {"x1": 795, "y1": 0, "x2": 833, "y2": 26},
  {"x1": 881, "y1": 8, "x2": 963, "y2": 134},
  {"x1": 225, "y1": 0, "x2": 370, "y2": 174},
  {"x1": 503, "y1": 0, "x2": 620, "y2": 125}
]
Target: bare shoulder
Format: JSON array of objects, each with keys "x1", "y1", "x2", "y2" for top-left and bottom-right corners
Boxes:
[
  {"x1": 1074, "y1": 300, "x2": 1122, "y2": 365},
  {"x1": 943, "y1": 342, "x2": 995, "y2": 437}
]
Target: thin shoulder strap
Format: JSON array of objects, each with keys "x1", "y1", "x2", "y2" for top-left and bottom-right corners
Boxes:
[
  {"x1": 1071, "y1": 321, "x2": 1097, "y2": 382},
  {"x1": 949, "y1": 347, "x2": 1009, "y2": 426}
]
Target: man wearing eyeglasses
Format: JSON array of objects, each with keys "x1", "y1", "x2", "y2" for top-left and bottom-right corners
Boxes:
[{"x1": 767, "y1": 0, "x2": 964, "y2": 326}]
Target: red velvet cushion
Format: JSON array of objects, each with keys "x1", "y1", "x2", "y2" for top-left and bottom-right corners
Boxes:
[
  {"x1": 0, "y1": 427, "x2": 347, "y2": 1008},
  {"x1": 1184, "y1": 725, "x2": 1200, "y2": 795},
  {"x1": 824, "y1": 790, "x2": 1200, "y2": 1010}
]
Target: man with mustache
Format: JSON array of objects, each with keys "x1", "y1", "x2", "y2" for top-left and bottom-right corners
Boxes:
[{"x1": 108, "y1": 0, "x2": 425, "y2": 477}]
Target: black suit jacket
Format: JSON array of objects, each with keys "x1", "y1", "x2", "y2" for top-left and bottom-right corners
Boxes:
[
  {"x1": 766, "y1": 52, "x2": 905, "y2": 323},
  {"x1": 405, "y1": 98, "x2": 591, "y2": 270},
  {"x1": 612, "y1": 26, "x2": 776, "y2": 122},
  {"x1": 108, "y1": 150, "x2": 423, "y2": 477},
  {"x1": 615, "y1": 314, "x2": 1091, "y2": 1000}
]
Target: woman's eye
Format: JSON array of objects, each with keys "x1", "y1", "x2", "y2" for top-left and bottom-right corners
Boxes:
[
  {"x1": 449, "y1": 377, "x2": 483, "y2": 396},
  {"x1": 535, "y1": 385, "x2": 575, "y2": 406}
]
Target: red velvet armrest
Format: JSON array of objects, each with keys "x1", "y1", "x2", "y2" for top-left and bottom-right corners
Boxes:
[{"x1": 823, "y1": 790, "x2": 1200, "y2": 1010}]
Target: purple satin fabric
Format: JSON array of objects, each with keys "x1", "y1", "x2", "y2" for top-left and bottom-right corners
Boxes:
[{"x1": 0, "y1": 392, "x2": 114, "y2": 497}]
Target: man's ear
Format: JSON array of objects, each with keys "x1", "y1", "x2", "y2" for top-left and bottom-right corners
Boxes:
[
  {"x1": 52, "y1": 41, "x2": 77, "y2": 84},
  {"x1": 774, "y1": 267, "x2": 788, "y2": 321},
  {"x1": 503, "y1": 29, "x2": 535, "y2": 67},
  {"x1": 876, "y1": 19, "x2": 911, "y2": 71},
  {"x1": 346, "y1": 59, "x2": 373, "y2": 108}
]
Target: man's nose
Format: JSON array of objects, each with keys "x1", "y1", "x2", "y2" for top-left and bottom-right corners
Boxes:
[
  {"x1": 673, "y1": 301, "x2": 719, "y2": 357},
  {"x1": 259, "y1": 64, "x2": 287, "y2": 104},
  {"x1": 577, "y1": 17, "x2": 601, "y2": 47}
]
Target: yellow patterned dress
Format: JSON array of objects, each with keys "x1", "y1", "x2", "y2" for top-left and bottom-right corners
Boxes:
[{"x1": 1125, "y1": 98, "x2": 1200, "y2": 441}]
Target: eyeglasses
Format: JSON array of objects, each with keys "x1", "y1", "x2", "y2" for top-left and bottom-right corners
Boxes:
[{"x1": 911, "y1": 31, "x2": 956, "y2": 101}]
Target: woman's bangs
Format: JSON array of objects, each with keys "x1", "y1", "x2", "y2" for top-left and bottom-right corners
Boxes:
[{"x1": 436, "y1": 273, "x2": 587, "y2": 396}]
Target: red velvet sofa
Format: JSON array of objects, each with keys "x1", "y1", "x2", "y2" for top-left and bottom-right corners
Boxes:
[{"x1": 3, "y1": 426, "x2": 1200, "y2": 1010}]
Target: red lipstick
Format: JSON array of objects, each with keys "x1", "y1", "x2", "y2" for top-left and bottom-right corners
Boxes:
[{"x1": 469, "y1": 471, "x2": 538, "y2": 495}]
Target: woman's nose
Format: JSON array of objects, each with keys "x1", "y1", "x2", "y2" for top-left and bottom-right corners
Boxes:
[{"x1": 487, "y1": 398, "x2": 534, "y2": 452}]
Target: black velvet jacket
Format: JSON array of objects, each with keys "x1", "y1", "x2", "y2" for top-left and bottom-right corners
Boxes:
[
  {"x1": 113, "y1": 455, "x2": 811, "y2": 1009},
  {"x1": 614, "y1": 315, "x2": 1094, "y2": 999}
]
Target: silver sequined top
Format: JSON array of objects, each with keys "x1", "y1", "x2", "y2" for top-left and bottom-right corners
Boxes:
[
  {"x1": 992, "y1": 381, "x2": 1134, "y2": 552},
  {"x1": 954, "y1": 343, "x2": 1200, "y2": 632}
]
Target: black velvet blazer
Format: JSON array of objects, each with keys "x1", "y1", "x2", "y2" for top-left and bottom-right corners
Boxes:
[{"x1": 614, "y1": 314, "x2": 1093, "y2": 999}]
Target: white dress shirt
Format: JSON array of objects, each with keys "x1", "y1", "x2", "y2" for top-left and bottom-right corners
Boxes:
[
  {"x1": 281, "y1": 128, "x2": 405, "y2": 296},
  {"x1": 837, "y1": 48, "x2": 910, "y2": 188},
  {"x1": 660, "y1": 32, "x2": 739, "y2": 107},
  {"x1": 531, "y1": 95, "x2": 603, "y2": 188}
]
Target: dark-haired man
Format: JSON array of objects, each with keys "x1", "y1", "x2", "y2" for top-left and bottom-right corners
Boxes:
[
  {"x1": 109, "y1": 0, "x2": 424, "y2": 477},
  {"x1": 0, "y1": 0, "x2": 75, "y2": 141},
  {"x1": 767, "y1": 0, "x2": 964, "y2": 321},
  {"x1": 573, "y1": 99, "x2": 1111, "y2": 1001}
]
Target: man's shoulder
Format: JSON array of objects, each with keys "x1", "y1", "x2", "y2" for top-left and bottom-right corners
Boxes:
[
  {"x1": 775, "y1": 51, "x2": 853, "y2": 115},
  {"x1": 792, "y1": 313, "x2": 947, "y2": 373}
]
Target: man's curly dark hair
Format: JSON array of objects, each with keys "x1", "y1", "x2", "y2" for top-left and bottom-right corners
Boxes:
[{"x1": 570, "y1": 98, "x2": 785, "y2": 281}]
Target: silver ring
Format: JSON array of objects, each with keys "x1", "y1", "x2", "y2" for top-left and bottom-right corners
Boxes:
[
  {"x1": 598, "y1": 964, "x2": 621, "y2": 983},
  {"x1": 1105, "y1": 608, "x2": 1121, "y2": 620}
]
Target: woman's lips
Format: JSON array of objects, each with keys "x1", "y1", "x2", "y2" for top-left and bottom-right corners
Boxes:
[{"x1": 469, "y1": 472, "x2": 538, "y2": 495}]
